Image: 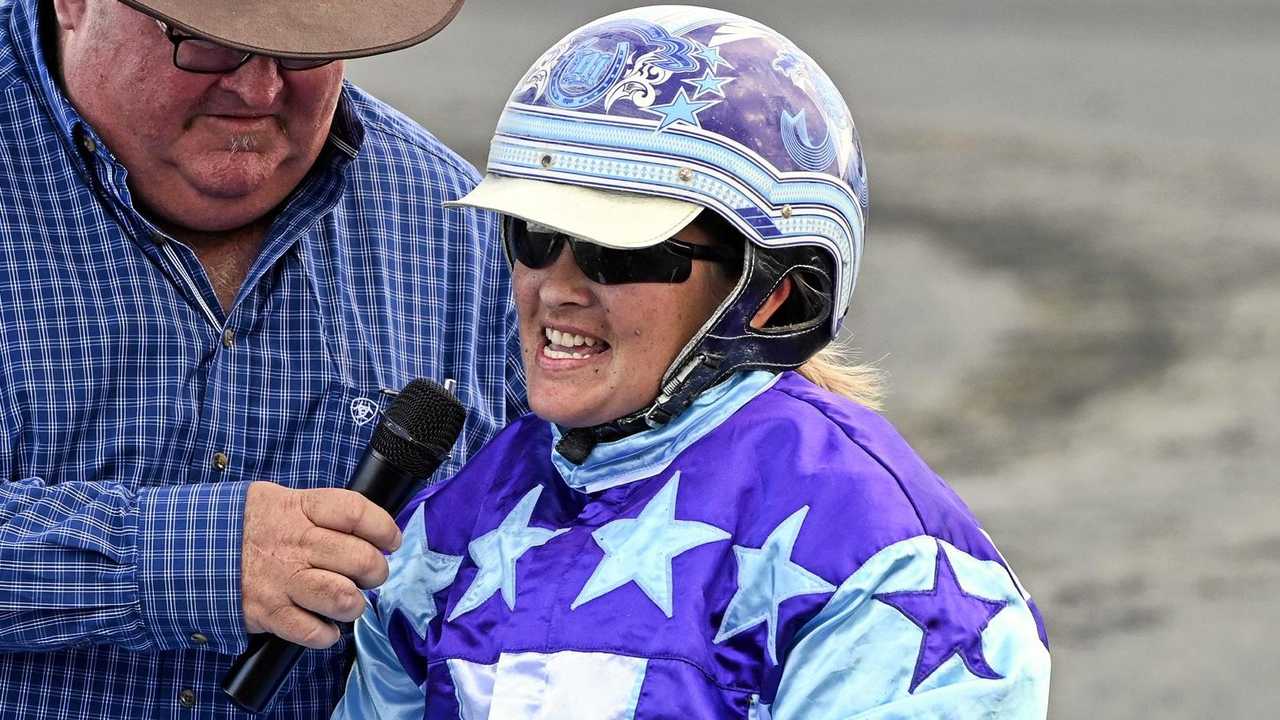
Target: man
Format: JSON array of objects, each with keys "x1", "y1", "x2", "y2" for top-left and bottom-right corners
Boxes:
[{"x1": 0, "y1": 0, "x2": 525, "y2": 717}]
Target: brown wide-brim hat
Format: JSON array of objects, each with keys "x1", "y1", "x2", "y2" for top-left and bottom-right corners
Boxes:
[{"x1": 119, "y1": 0, "x2": 467, "y2": 60}]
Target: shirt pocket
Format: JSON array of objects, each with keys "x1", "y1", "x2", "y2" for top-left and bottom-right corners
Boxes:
[{"x1": 288, "y1": 381, "x2": 393, "y2": 492}]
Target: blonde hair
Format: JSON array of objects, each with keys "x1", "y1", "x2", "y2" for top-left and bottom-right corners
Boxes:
[{"x1": 796, "y1": 343, "x2": 885, "y2": 411}]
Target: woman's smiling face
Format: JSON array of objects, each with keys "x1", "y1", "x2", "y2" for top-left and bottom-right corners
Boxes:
[{"x1": 513, "y1": 220, "x2": 736, "y2": 429}]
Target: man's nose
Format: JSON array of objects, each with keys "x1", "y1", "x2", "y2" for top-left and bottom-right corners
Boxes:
[{"x1": 218, "y1": 55, "x2": 284, "y2": 107}]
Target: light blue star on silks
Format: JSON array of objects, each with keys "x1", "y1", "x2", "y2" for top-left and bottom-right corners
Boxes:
[
  {"x1": 684, "y1": 68, "x2": 735, "y2": 99},
  {"x1": 644, "y1": 88, "x2": 720, "y2": 131},
  {"x1": 447, "y1": 485, "x2": 567, "y2": 621},
  {"x1": 571, "y1": 472, "x2": 730, "y2": 617},
  {"x1": 377, "y1": 505, "x2": 463, "y2": 639},
  {"x1": 713, "y1": 506, "x2": 836, "y2": 665},
  {"x1": 694, "y1": 43, "x2": 733, "y2": 72}
]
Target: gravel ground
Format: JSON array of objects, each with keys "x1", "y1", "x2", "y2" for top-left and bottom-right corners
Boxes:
[{"x1": 348, "y1": 3, "x2": 1280, "y2": 716}]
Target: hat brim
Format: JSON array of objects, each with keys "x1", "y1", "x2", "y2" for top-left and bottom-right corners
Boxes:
[
  {"x1": 447, "y1": 176, "x2": 704, "y2": 250},
  {"x1": 120, "y1": 0, "x2": 466, "y2": 60}
]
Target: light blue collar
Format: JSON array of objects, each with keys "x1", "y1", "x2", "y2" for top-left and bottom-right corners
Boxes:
[{"x1": 550, "y1": 371, "x2": 779, "y2": 494}]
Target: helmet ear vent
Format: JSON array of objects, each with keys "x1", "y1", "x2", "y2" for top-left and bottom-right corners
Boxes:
[{"x1": 755, "y1": 263, "x2": 833, "y2": 334}]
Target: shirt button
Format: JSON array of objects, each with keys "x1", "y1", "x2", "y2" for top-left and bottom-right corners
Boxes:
[
  {"x1": 178, "y1": 689, "x2": 197, "y2": 708},
  {"x1": 211, "y1": 452, "x2": 229, "y2": 471},
  {"x1": 222, "y1": 329, "x2": 236, "y2": 348},
  {"x1": 189, "y1": 632, "x2": 208, "y2": 646},
  {"x1": 78, "y1": 133, "x2": 96, "y2": 154}
]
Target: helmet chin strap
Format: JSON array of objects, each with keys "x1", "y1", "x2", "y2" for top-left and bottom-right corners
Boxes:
[
  {"x1": 552, "y1": 351, "x2": 724, "y2": 465},
  {"x1": 553, "y1": 245, "x2": 832, "y2": 465}
]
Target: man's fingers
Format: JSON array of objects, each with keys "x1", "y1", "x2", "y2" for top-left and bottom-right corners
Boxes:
[
  {"x1": 261, "y1": 603, "x2": 341, "y2": 650},
  {"x1": 302, "y1": 526, "x2": 392, "y2": 589},
  {"x1": 299, "y1": 489, "x2": 402, "y2": 552},
  {"x1": 287, "y1": 568, "x2": 370, "y2": 624}
]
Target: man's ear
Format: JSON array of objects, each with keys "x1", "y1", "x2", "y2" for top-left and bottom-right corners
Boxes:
[
  {"x1": 749, "y1": 275, "x2": 793, "y2": 330},
  {"x1": 50, "y1": 0, "x2": 89, "y2": 30}
]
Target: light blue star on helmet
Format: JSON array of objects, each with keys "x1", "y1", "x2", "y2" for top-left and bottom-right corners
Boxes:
[
  {"x1": 643, "y1": 87, "x2": 721, "y2": 131},
  {"x1": 447, "y1": 485, "x2": 568, "y2": 622},
  {"x1": 377, "y1": 505, "x2": 463, "y2": 639},
  {"x1": 693, "y1": 42, "x2": 732, "y2": 71},
  {"x1": 683, "y1": 68, "x2": 735, "y2": 99},
  {"x1": 713, "y1": 506, "x2": 836, "y2": 665},
  {"x1": 571, "y1": 472, "x2": 730, "y2": 617}
]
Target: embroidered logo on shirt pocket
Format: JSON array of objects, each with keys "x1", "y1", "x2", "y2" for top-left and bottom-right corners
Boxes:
[{"x1": 350, "y1": 397, "x2": 379, "y2": 426}]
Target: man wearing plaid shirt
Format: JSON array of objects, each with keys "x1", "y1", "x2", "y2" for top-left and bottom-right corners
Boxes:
[{"x1": 0, "y1": 0, "x2": 525, "y2": 716}]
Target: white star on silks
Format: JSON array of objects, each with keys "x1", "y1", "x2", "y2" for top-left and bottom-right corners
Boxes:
[
  {"x1": 693, "y1": 43, "x2": 733, "y2": 72},
  {"x1": 684, "y1": 69, "x2": 735, "y2": 99},
  {"x1": 713, "y1": 506, "x2": 836, "y2": 665},
  {"x1": 447, "y1": 485, "x2": 567, "y2": 622},
  {"x1": 644, "y1": 88, "x2": 720, "y2": 131},
  {"x1": 377, "y1": 505, "x2": 463, "y2": 640},
  {"x1": 571, "y1": 472, "x2": 730, "y2": 618}
]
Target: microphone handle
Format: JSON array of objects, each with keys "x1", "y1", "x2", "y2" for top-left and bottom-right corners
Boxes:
[
  {"x1": 221, "y1": 450, "x2": 420, "y2": 714},
  {"x1": 346, "y1": 447, "x2": 419, "y2": 512},
  {"x1": 221, "y1": 635, "x2": 305, "y2": 714}
]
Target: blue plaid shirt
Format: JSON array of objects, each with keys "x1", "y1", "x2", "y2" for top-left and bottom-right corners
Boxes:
[{"x1": 0, "y1": 0, "x2": 526, "y2": 717}]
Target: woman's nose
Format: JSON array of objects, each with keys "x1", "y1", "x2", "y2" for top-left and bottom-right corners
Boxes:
[{"x1": 537, "y1": 245, "x2": 596, "y2": 307}]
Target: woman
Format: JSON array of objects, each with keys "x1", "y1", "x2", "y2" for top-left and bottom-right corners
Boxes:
[{"x1": 335, "y1": 7, "x2": 1050, "y2": 718}]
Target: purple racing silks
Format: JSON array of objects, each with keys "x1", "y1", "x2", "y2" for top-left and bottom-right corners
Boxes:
[{"x1": 335, "y1": 372, "x2": 1050, "y2": 720}]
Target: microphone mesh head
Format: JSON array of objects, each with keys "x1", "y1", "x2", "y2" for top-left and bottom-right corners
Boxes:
[{"x1": 371, "y1": 379, "x2": 466, "y2": 476}]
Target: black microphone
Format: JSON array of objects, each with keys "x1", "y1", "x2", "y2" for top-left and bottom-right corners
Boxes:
[{"x1": 221, "y1": 379, "x2": 466, "y2": 714}]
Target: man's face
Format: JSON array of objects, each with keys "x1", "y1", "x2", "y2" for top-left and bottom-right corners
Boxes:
[{"x1": 55, "y1": 0, "x2": 345, "y2": 232}]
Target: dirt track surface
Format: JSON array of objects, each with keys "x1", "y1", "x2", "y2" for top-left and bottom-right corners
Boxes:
[{"x1": 348, "y1": 3, "x2": 1280, "y2": 716}]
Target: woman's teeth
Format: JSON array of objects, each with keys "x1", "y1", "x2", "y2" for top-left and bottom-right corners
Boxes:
[
  {"x1": 542, "y1": 327, "x2": 603, "y2": 360},
  {"x1": 545, "y1": 328, "x2": 597, "y2": 347}
]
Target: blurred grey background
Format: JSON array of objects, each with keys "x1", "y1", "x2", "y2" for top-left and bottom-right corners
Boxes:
[{"x1": 348, "y1": 2, "x2": 1280, "y2": 717}]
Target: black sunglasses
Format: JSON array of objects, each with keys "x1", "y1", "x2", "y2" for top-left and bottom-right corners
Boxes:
[
  {"x1": 503, "y1": 217, "x2": 741, "y2": 285},
  {"x1": 155, "y1": 20, "x2": 334, "y2": 74}
]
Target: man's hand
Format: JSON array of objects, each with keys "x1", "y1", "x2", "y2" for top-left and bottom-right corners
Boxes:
[{"x1": 241, "y1": 482, "x2": 402, "y2": 649}]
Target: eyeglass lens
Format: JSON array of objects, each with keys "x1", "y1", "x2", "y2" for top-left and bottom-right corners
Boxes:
[
  {"x1": 175, "y1": 38, "x2": 333, "y2": 73},
  {"x1": 159, "y1": 21, "x2": 333, "y2": 74}
]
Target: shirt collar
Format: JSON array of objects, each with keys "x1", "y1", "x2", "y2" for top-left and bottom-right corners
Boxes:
[
  {"x1": 327, "y1": 82, "x2": 366, "y2": 160},
  {"x1": 10, "y1": 0, "x2": 96, "y2": 149},
  {"x1": 550, "y1": 370, "x2": 780, "y2": 494}
]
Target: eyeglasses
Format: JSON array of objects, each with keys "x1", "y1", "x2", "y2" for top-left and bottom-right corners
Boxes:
[
  {"x1": 503, "y1": 217, "x2": 741, "y2": 285},
  {"x1": 155, "y1": 20, "x2": 334, "y2": 74}
]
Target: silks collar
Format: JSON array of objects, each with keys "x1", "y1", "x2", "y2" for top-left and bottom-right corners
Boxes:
[{"x1": 549, "y1": 371, "x2": 779, "y2": 495}]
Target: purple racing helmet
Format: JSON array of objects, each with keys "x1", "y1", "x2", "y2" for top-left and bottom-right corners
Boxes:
[{"x1": 451, "y1": 5, "x2": 869, "y2": 456}]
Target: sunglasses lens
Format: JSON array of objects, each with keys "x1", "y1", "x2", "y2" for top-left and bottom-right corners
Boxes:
[
  {"x1": 570, "y1": 242, "x2": 692, "y2": 284},
  {"x1": 503, "y1": 217, "x2": 697, "y2": 284},
  {"x1": 505, "y1": 218, "x2": 563, "y2": 269}
]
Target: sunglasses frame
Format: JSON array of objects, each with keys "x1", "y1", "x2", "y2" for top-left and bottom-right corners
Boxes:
[{"x1": 503, "y1": 217, "x2": 741, "y2": 285}]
